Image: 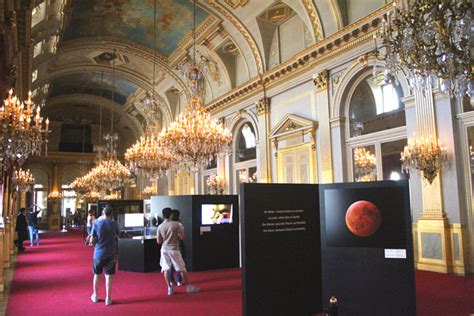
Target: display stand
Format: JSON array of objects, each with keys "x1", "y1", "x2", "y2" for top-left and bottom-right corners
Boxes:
[
  {"x1": 118, "y1": 237, "x2": 160, "y2": 272},
  {"x1": 151, "y1": 195, "x2": 239, "y2": 272}
]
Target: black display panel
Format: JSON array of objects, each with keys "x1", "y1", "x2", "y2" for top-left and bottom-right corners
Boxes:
[
  {"x1": 320, "y1": 180, "x2": 416, "y2": 315},
  {"x1": 241, "y1": 183, "x2": 322, "y2": 316},
  {"x1": 151, "y1": 195, "x2": 239, "y2": 272}
]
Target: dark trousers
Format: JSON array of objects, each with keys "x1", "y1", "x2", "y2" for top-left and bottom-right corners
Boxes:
[{"x1": 18, "y1": 238, "x2": 25, "y2": 250}]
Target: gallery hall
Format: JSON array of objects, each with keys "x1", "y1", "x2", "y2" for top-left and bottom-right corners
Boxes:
[{"x1": 0, "y1": 0, "x2": 473, "y2": 315}]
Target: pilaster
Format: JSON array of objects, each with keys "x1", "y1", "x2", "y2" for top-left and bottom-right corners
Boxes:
[
  {"x1": 313, "y1": 70, "x2": 334, "y2": 183},
  {"x1": 413, "y1": 85, "x2": 452, "y2": 273},
  {"x1": 255, "y1": 97, "x2": 272, "y2": 183},
  {"x1": 0, "y1": 230, "x2": 4, "y2": 292},
  {"x1": 48, "y1": 162, "x2": 61, "y2": 230}
]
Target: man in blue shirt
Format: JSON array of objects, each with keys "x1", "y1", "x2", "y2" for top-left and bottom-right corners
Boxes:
[{"x1": 90, "y1": 206, "x2": 119, "y2": 306}]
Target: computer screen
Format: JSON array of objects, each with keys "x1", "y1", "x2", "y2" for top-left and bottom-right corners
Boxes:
[{"x1": 201, "y1": 204, "x2": 233, "y2": 225}]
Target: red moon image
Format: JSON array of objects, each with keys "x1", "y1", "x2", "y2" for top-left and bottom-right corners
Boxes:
[{"x1": 345, "y1": 200, "x2": 381, "y2": 237}]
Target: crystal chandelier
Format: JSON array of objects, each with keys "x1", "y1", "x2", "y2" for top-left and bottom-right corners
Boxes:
[
  {"x1": 12, "y1": 168, "x2": 35, "y2": 192},
  {"x1": 70, "y1": 173, "x2": 96, "y2": 196},
  {"x1": 206, "y1": 174, "x2": 226, "y2": 195},
  {"x1": 353, "y1": 147, "x2": 377, "y2": 182},
  {"x1": 83, "y1": 191, "x2": 101, "y2": 203},
  {"x1": 378, "y1": 0, "x2": 473, "y2": 97},
  {"x1": 125, "y1": 0, "x2": 176, "y2": 177},
  {"x1": 161, "y1": 1, "x2": 232, "y2": 170},
  {"x1": 161, "y1": 99, "x2": 232, "y2": 170},
  {"x1": 1, "y1": 89, "x2": 49, "y2": 167},
  {"x1": 401, "y1": 136, "x2": 447, "y2": 184},
  {"x1": 47, "y1": 191, "x2": 63, "y2": 202},
  {"x1": 142, "y1": 185, "x2": 157, "y2": 199}
]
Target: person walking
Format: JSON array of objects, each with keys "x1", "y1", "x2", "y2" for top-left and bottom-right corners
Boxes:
[
  {"x1": 157, "y1": 207, "x2": 199, "y2": 296},
  {"x1": 169, "y1": 209, "x2": 185, "y2": 286},
  {"x1": 90, "y1": 206, "x2": 119, "y2": 306},
  {"x1": 27, "y1": 206, "x2": 42, "y2": 246},
  {"x1": 15, "y1": 208, "x2": 28, "y2": 251}
]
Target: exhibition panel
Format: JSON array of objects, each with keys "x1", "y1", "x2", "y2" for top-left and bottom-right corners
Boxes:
[
  {"x1": 241, "y1": 181, "x2": 415, "y2": 315},
  {"x1": 241, "y1": 183, "x2": 322, "y2": 316}
]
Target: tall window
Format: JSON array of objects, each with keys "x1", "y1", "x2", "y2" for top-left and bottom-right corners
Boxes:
[
  {"x1": 346, "y1": 74, "x2": 407, "y2": 181},
  {"x1": 233, "y1": 122, "x2": 257, "y2": 194}
]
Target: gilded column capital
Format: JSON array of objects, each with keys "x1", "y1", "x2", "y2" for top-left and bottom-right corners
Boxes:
[
  {"x1": 312, "y1": 70, "x2": 329, "y2": 92},
  {"x1": 255, "y1": 98, "x2": 270, "y2": 116}
]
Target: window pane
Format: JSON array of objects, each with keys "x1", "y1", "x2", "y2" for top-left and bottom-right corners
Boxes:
[
  {"x1": 353, "y1": 145, "x2": 376, "y2": 182},
  {"x1": 235, "y1": 123, "x2": 257, "y2": 162},
  {"x1": 349, "y1": 76, "x2": 405, "y2": 137},
  {"x1": 381, "y1": 139, "x2": 408, "y2": 180}
]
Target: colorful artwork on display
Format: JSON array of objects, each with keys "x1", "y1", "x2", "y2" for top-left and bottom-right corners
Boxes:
[
  {"x1": 63, "y1": 0, "x2": 208, "y2": 56},
  {"x1": 324, "y1": 187, "x2": 407, "y2": 248},
  {"x1": 49, "y1": 72, "x2": 139, "y2": 105}
]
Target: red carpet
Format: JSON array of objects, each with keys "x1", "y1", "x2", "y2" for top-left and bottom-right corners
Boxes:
[
  {"x1": 7, "y1": 231, "x2": 241, "y2": 316},
  {"x1": 6, "y1": 230, "x2": 474, "y2": 315}
]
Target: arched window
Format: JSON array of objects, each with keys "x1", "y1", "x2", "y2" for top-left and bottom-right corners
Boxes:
[
  {"x1": 232, "y1": 122, "x2": 258, "y2": 195},
  {"x1": 235, "y1": 123, "x2": 256, "y2": 163},
  {"x1": 349, "y1": 76, "x2": 405, "y2": 137},
  {"x1": 346, "y1": 74, "x2": 408, "y2": 182}
]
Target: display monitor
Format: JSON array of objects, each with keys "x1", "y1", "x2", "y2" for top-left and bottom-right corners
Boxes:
[
  {"x1": 124, "y1": 213, "x2": 145, "y2": 227},
  {"x1": 201, "y1": 204, "x2": 233, "y2": 225}
]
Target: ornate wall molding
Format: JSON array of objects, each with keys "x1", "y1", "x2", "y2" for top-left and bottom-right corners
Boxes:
[
  {"x1": 255, "y1": 97, "x2": 270, "y2": 116},
  {"x1": 312, "y1": 69, "x2": 329, "y2": 92}
]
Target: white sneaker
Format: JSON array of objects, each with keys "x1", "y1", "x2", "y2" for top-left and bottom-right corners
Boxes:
[
  {"x1": 167, "y1": 287, "x2": 175, "y2": 295},
  {"x1": 186, "y1": 285, "x2": 200, "y2": 293},
  {"x1": 169, "y1": 281, "x2": 175, "y2": 286},
  {"x1": 177, "y1": 282, "x2": 183, "y2": 286},
  {"x1": 105, "y1": 298, "x2": 112, "y2": 306},
  {"x1": 90, "y1": 294, "x2": 98, "y2": 303}
]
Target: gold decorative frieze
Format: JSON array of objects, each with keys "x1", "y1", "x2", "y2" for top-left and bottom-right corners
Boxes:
[
  {"x1": 225, "y1": 0, "x2": 248, "y2": 9},
  {"x1": 255, "y1": 98, "x2": 270, "y2": 115},
  {"x1": 301, "y1": 0, "x2": 324, "y2": 41},
  {"x1": 313, "y1": 70, "x2": 329, "y2": 92}
]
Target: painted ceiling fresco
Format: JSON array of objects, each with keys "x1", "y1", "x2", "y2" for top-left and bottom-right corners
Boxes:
[
  {"x1": 63, "y1": 0, "x2": 208, "y2": 56},
  {"x1": 49, "y1": 72, "x2": 139, "y2": 105}
]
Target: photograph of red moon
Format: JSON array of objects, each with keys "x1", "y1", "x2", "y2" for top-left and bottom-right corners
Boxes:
[
  {"x1": 345, "y1": 200, "x2": 382, "y2": 237},
  {"x1": 323, "y1": 186, "x2": 407, "y2": 248}
]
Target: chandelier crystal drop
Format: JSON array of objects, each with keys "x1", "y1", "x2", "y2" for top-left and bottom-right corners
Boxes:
[
  {"x1": 1, "y1": 89, "x2": 49, "y2": 167},
  {"x1": 379, "y1": 0, "x2": 473, "y2": 97},
  {"x1": 12, "y1": 168, "x2": 35, "y2": 192},
  {"x1": 401, "y1": 136, "x2": 448, "y2": 184}
]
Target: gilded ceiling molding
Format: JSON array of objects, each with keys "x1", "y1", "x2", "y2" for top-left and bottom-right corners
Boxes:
[
  {"x1": 40, "y1": 38, "x2": 192, "y2": 100},
  {"x1": 328, "y1": 0, "x2": 344, "y2": 29},
  {"x1": 205, "y1": 0, "x2": 264, "y2": 74},
  {"x1": 205, "y1": 3, "x2": 392, "y2": 113},
  {"x1": 44, "y1": 94, "x2": 143, "y2": 137},
  {"x1": 225, "y1": 0, "x2": 249, "y2": 9},
  {"x1": 301, "y1": 0, "x2": 324, "y2": 42}
]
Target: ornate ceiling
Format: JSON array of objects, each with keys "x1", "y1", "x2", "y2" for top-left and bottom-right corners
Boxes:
[{"x1": 28, "y1": 0, "x2": 347, "y2": 154}]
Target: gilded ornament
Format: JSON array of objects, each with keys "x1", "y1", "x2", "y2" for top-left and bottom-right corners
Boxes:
[{"x1": 313, "y1": 70, "x2": 329, "y2": 92}]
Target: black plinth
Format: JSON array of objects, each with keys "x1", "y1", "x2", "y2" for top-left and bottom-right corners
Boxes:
[{"x1": 118, "y1": 238, "x2": 160, "y2": 272}]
